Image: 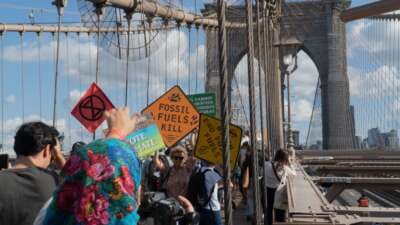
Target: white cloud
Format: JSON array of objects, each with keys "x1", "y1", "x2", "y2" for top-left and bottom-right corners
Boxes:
[
  {"x1": 5, "y1": 95, "x2": 16, "y2": 104},
  {"x1": 0, "y1": 115, "x2": 67, "y2": 155},
  {"x1": 349, "y1": 65, "x2": 399, "y2": 98},
  {"x1": 292, "y1": 99, "x2": 313, "y2": 122}
]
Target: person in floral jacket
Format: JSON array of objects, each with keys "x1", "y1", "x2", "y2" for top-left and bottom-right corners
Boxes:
[{"x1": 34, "y1": 108, "x2": 142, "y2": 225}]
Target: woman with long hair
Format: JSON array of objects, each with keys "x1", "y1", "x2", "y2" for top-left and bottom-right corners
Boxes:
[{"x1": 264, "y1": 149, "x2": 296, "y2": 225}]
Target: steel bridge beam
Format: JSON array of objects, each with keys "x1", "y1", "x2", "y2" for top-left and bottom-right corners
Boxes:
[
  {"x1": 87, "y1": 0, "x2": 246, "y2": 28},
  {"x1": 341, "y1": 0, "x2": 400, "y2": 22},
  {"x1": 0, "y1": 23, "x2": 175, "y2": 33}
]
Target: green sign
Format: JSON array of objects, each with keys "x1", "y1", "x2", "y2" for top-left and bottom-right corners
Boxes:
[
  {"x1": 125, "y1": 123, "x2": 166, "y2": 159},
  {"x1": 188, "y1": 93, "x2": 217, "y2": 117}
]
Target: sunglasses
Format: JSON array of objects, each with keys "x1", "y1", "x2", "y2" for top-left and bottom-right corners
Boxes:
[{"x1": 172, "y1": 156, "x2": 184, "y2": 161}]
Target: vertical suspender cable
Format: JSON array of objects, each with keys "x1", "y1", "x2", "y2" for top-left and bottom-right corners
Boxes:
[
  {"x1": 125, "y1": 12, "x2": 133, "y2": 107},
  {"x1": 93, "y1": 10, "x2": 102, "y2": 141},
  {"x1": 176, "y1": 23, "x2": 181, "y2": 85},
  {"x1": 37, "y1": 32, "x2": 42, "y2": 119},
  {"x1": 262, "y1": 0, "x2": 272, "y2": 159},
  {"x1": 0, "y1": 33, "x2": 4, "y2": 152},
  {"x1": 77, "y1": 32, "x2": 84, "y2": 140},
  {"x1": 53, "y1": 5, "x2": 63, "y2": 127},
  {"x1": 145, "y1": 18, "x2": 152, "y2": 105},
  {"x1": 245, "y1": 0, "x2": 261, "y2": 223},
  {"x1": 164, "y1": 20, "x2": 169, "y2": 92},
  {"x1": 95, "y1": 10, "x2": 101, "y2": 84},
  {"x1": 19, "y1": 32, "x2": 25, "y2": 123},
  {"x1": 194, "y1": 0, "x2": 199, "y2": 93},
  {"x1": 216, "y1": 0, "x2": 232, "y2": 224},
  {"x1": 397, "y1": 18, "x2": 399, "y2": 129},
  {"x1": 390, "y1": 18, "x2": 396, "y2": 132},
  {"x1": 256, "y1": 0, "x2": 267, "y2": 220},
  {"x1": 187, "y1": 24, "x2": 192, "y2": 94},
  {"x1": 65, "y1": 33, "x2": 72, "y2": 146},
  {"x1": 195, "y1": 26, "x2": 199, "y2": 93},
  {"x1": 203, "y1": 27, "x2": 207, "y2": 92},
  {"x1": 88, "y1": 33, "x2": 93, "y2": 79},
  {"x1": 306, "y1": 79, "x2": 320, "y2": 147}
]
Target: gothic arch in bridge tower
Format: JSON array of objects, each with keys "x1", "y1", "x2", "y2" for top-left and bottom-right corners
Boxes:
[{"x1": 204, "y1": 0, "x2": 356, "y2": 149}]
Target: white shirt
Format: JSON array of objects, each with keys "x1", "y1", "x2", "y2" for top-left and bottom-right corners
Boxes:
[
  {"x1": 33, "y1": 198, "x2": 52, "y2": 225},
  {"x1": 203, "y1": 183, "x2": 221, "y2": 211},
  {"x1": 264, "y1": 161, "x2": 296, "y2": 189}
]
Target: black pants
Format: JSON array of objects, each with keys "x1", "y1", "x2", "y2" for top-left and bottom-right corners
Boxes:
[{"x1": 266, "y1": 187, "x2": 286, "y2": 225}]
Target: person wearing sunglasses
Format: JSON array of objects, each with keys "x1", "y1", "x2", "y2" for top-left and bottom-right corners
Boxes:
[
  {"x1": 153, "y1": 145, "x2": 197, "y2": 199},
  {"x1": 0, "y1": 122, "x2": 66, "y2": 225}
]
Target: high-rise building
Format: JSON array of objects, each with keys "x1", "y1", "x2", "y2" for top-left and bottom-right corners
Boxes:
[
  {"x1": 367, "y1": 128, "x2": 385, "y2": 148},
  {"x1": 382, "y1": 129, "x2": 399, "y2": 149},
  {"x1": 366, "y1": 128, "x2": 399, "y2": 150},
  {"x1": 292, "y1": 130, "x2": 300, "y2": 147}
]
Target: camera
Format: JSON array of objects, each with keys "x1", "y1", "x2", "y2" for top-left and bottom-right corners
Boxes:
[{"x1": 139, "y1": 192, "x2": 185, "y2": 225}]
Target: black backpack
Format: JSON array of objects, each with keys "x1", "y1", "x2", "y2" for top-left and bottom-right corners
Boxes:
[{"x1": 187, "y1": 168, "x2": 215, "y2": 210}]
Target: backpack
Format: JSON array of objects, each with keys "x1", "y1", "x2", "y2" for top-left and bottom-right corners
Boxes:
[{"x1": 186, "y1": 168, "x2": 215, "y2": 210}]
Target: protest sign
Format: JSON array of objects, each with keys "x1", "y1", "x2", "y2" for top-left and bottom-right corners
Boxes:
[
  {"x1": 71, "y1": 82, "x2": 114, "y2": 133},
  {"x1": 143, "y1": 85, "x2": 199, "y2": 147},
  {"x1": 125, "y1": 123, "x2": 166, "y2": 159},
  {"x1": 188, "y1": 93, "x2": 216, "y2": 117},
  {"x1": 194, "y1": 114, "x2": 242, "y2": 168}
]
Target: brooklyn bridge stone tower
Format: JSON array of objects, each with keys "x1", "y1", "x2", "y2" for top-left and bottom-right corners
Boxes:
[{"x1": 203, "y1": 0, "x2": 356, "y2": 149}]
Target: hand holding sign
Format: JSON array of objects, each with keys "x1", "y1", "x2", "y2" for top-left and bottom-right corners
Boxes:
[{"x1": 104, "y1": 107, "x2": 140, "y2": 139}]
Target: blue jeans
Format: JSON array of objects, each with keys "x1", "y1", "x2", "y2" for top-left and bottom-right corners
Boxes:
[{"x1": 199, "y1": 208, "x2": 222, "y2": 225}]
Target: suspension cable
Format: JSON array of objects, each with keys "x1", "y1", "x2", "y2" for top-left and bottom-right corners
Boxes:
[
  {"x1": 256, "y1": 0, "x2": 267, "y2": 220},
  {"x1": 36, "y1": 32, "x2": 42, "y2": 119},
  {"x1": 65, "y1": 32, "x2": 72, "y2": 146},
  {"x1": 216, "y1": 1, "x2": 232, "y2": 225},
  {"x1": 195, "y1": 25, "x2": 199, "y2": 93},
  {"x1": 53, "y1": 6, "x2": 63, "y2": 127},
  {"x1": 176, "y1": 22, "x2": 181, "y2": 85},
  {"x1": 145, "y1": 17, "x2": 152, "y2": 105},
  {"x1": 187, "y1": 23, "x2": 192, "y2": 94},
  {"x1": 245, "y1": 0, "x2": 261, "y2": 223},
  {"x1": 77, "y1": 32, "x2": 84, "y2": 140},
  {"x1": 164, "y1": 19, "x2": 168, "y2": 92},
  {"x1": 95, "y1": 9, "x2": 101, "y2": 84},
  {"x1": 125, "y1": 12, "x2": 132, "y2": 107},
  {"x1": 0, "y1": 32, "x2": 4, "y2": 152},
  {"x1": 19, "y1": 31, "x2": 25, "y2": 123},
  {"x1": 233, "y1": 75, "x2": 250, "y2": 127}
]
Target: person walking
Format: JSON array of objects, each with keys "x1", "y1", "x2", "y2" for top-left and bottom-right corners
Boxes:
[{"x1": 264, "y1": 149, "x2": 295, "y2": 225}]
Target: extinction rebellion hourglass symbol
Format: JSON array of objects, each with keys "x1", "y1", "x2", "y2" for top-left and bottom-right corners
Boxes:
[{"x1": 78, "y1": 95, "x2": 106, "y2": 121}]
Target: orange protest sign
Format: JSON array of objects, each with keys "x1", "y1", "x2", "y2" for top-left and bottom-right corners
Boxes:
[
  {"x1": 142, "y1": 85, "x2": 200, "y2": 147},
  {"x1": 194, "y1": 114, "x2": 242, "y2": 168}
]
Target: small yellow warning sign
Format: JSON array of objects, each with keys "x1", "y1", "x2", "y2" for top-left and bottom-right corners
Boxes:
[{"x1": 194, "y1": 114, "x2": 242, "y2": 168}]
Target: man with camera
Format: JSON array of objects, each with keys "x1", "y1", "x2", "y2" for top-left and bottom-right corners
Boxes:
[
  {"x1": 139, "y1": 192, "x2": 199, "y2": 225},
  {"x1": 0, "y1": 122, "x2": 66, "y2": 225}
]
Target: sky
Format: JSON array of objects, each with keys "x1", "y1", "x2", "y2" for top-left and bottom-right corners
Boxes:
[{"x1": 0, "y1": 0, "x2": 396, "y2": 154}]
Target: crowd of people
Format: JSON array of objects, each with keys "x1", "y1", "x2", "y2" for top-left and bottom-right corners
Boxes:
[{"x1": 0, "y1": 107, "x2": 297, "y2": 225}]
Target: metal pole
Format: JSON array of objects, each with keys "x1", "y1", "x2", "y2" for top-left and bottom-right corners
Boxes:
[
  {"x1": 281, "y1": 70, "x2": 286, "y2": 147},
  {"x1": 287, "y1": 70, "x2": 294, "y2": 149},
  {"x1": 245, "y1": 0, "x2": 261, "y2": 224},
  {"x1": 216, "y1": 0, "x2": 232, "y2": 225}
]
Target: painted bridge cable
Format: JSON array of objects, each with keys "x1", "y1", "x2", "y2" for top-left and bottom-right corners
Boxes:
[
  {"x1": 245, "y1": 0, "x2": 262, "y2": 224},
  {"x1": 216, "y1": 0, "x2": 232, "y2": 225}
]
